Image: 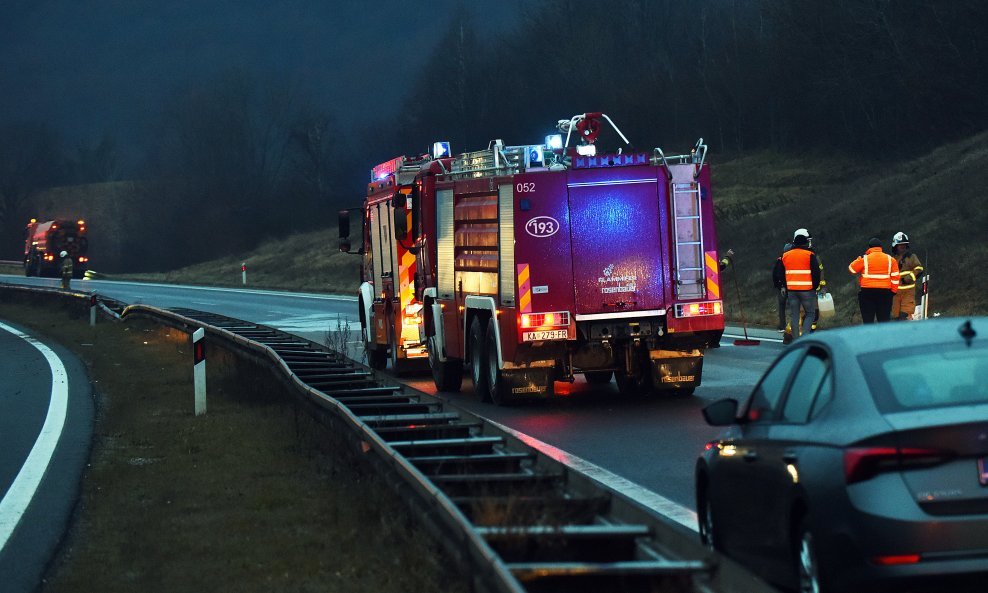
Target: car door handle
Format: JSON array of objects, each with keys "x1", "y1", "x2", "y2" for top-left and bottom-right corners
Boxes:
[
  {"x1": 782, "y1": 451, "x2": 798, "y2": 463},
  {"x1": 743, "y1": 451, "x2": 759, "y2": 462}
]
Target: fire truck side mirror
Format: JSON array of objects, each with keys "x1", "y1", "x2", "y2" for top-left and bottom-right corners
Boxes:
[
  {"x1": 393, "y1": 204, "x2": 408, "y2": 239},
  {"x1": 338, "y1": 209, "x2": 351, "y2": 253}
]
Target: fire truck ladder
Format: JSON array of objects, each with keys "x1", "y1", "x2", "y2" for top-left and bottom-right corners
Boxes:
[
  {"x1": 672, "y1": 181, "x2": 705, "y2": 299},
  {"x1": 445, "y1": 141, "x2": 527, "y2": 180}
]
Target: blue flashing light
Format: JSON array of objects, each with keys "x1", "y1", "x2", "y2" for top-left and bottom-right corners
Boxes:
[
  {"x1": 528, "y1": 145, "x2": 544, "y2": 166},
  {"x1": 545, "y1": 134, "x2": 563, "y2": 150},
  {"x1": 433, "y1": 141, "x2": 451, "y2": 159}
]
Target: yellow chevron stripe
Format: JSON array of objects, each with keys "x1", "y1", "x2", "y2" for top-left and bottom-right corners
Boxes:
[
  {"x1": 518, "y1": 264, "x2": 529, "y2": 285},
  {"x1": 519, "y1": 291, "x2": 531, "y2": 311}
]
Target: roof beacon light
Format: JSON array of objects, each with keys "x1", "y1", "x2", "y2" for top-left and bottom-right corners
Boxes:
[
  {"x1": 576, "y1": 144, "x2": 597, "y2": 157},
  {"x1": 545, "y1": 134, "x2": 563, "y2": 150},
  {"x1": 433, "y1": 141, "x2": 451, "y2": 159},
  {"x1": 528, "y1": 145, "x2": 544, "y2": 167}
]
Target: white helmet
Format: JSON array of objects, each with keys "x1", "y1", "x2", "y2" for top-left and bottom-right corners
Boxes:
[
  {"x1": 60, "y1": 251, "x2": 68, "y2": 257},
  {"x1": 793, "y1": 228, "x2": 812, "y2": 247},
  {"x1": 892, "y1": 231, "x2": 909, "y2": 247}
]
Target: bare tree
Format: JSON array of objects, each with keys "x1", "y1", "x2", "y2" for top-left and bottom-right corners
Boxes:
[{"x1": 0, "y1": 122, "x2": 66, "y2": 257}]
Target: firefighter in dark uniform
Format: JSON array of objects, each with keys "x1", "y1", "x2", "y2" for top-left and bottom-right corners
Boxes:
[
  {"x1": 890, "y1": 232, "x2": 924, "y2": 320},
  {"x1": 60, "y1": 250, "x2": 73, "y2": 290}
]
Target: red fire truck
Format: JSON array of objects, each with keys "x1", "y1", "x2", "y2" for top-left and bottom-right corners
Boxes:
[
  {"x1": 24, "y1": 218, "x2": 90, "y2": 278},
  {"x1": 340, "y1": 112, "x2": 724, "y2": 403}
]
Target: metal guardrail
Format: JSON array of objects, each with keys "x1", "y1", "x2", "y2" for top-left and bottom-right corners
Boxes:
[
  {"x1": 0, "y1": 259, "x2": 22, "y2": 266},
  {"x1": 0, "y1": 282, "x2": 779, "y2": 593}
]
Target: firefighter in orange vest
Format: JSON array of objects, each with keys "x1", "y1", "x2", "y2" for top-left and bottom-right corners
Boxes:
[
  {"x1": 848, "y1": 237, "x2": 899, "y2": 323},
  {"x1": 774, "y1": 231, "x2": 821, "y2": 343},
  {"x1": 890, "y1": 232, "x2": 924, "y2": 320},
  {"x1": 774, "y1": 229, "x2": 825, "y2": 342}
]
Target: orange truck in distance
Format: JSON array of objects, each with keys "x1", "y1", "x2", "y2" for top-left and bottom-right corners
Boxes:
[{"x1": 23, "y1": 218, "x2": 90, "y2": 278}]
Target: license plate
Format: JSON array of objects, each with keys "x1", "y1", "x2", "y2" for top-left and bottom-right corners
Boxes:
[
  {"x1": 979, "y1": 457, "x2": 988, "y2": 486},
  {"x1": 522, "y1": 329, "x2": 568, "y2": 342}
]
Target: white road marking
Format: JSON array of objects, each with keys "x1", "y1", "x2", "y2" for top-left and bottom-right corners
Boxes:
[
  {"x1": 0, "y1": 321, "x2": 69, "y2": 552},
  {"x1": 266, "y1": 314, "x2": 361, "y2": 333},
  {"x1": 81, "y1": 278, "x2": 357, "y2": 302},
  {"x1": 487, "y1": 419, "x2": 699, "y2": 532}
]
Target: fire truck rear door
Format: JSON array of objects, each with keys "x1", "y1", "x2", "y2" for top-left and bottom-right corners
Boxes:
[{"x1": 567, "y1": 172, "x2": 666, "y2": 315}]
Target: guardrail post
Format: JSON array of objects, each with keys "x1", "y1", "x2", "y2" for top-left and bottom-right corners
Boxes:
[
  {"x1": 89, "y1": 293, "x2": 97, "y2": 326},
  {"x1": 241, "y1": 262, "x2": 247, "y2": 286},
  {"x1": 193, "y1": 328, "x2": 206, "y2": 415}
]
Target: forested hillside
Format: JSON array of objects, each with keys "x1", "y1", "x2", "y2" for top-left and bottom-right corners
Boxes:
[{"x1": 3, "y1": 1, "x2": 987, "y2": 282}]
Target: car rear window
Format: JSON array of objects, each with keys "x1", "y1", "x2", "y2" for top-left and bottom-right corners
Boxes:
[{"x1": 860, "y1": 342, "x2": 988, "y2": 411}]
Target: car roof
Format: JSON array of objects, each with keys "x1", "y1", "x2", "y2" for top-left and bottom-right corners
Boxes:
[{"x1": 796, "y1": 316, "x2": 987, "y2": 355}]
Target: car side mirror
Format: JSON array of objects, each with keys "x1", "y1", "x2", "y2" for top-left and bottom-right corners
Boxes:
[
  {"x1": 338, "y1": 209, "x2": 351, "y2": 253},
  {"x1": 702, "y1": 398, "x2": 742, "y2": 426}
]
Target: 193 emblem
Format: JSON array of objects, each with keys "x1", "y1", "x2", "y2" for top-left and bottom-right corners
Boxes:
[{"x1": 525, "y1": 216, "x2": 559, "y2": 238}]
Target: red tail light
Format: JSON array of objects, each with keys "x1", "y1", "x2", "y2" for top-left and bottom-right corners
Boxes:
[
  {"x1": 844, "y1": 447, "x2": 953, "y2": 484},
  {"x1": 871, "y1": 554, "x2": 921, "y2": 566}
]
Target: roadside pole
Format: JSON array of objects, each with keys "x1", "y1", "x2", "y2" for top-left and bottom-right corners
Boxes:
[
  {"x1": 89, "y1": 294, "x2": 97, "y2": 327},
  {"x1": 242, "y1": 262, "x2": 247, "y2": 286},
  {"x1": 192, "y1": 328, "x2": 206, "y2": 415}
]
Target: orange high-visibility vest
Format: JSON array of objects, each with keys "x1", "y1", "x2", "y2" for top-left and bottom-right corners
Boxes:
[
  {"x1": 781, "y1": 248, "x2": 814, "y2": 290},
  {"x1": 848, "y1": 247, "x2": 899, "y2": 291}
]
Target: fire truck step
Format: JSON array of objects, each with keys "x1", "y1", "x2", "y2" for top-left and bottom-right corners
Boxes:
[{"x1": 405, "y1": 452, "x2": 533, "y2": 475}]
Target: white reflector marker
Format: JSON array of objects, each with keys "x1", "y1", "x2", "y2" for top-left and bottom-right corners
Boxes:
[
  {"x1": 0, "y1": 321, "x2": 69, "y2": 553},
  {"x1": 193, "y1": 328, "x2": 206, "y2": 415}
]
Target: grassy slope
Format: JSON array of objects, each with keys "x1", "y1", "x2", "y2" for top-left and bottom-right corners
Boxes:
[
  {"x1": 0, "y1": 298, "x2": 463, "y2": 592},
  {"x1": 120, "y1": 229, "x2": 362, "y2": 294},
  {"x1": 94, "y1": 130, "x2": 988, "y2": 326},
  {"x1": 716, "y1": 131, "x2": 988, "y2": 327}
]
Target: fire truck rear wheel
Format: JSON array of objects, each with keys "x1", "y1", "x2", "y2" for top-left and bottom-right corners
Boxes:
[
  {"x1": 469, "y1": 318, "x2": 491, "y2": 401},
  {"x1": 366, "y1": 344, "x2": 387, "y2": 370},
  {"x1": 427, "y1": 334, "x2": 462, "y2": 392}
]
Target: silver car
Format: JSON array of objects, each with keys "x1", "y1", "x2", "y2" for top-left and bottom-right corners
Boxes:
[{"x1": 695, "y1": 318, "x2": 988, "y2": 592}]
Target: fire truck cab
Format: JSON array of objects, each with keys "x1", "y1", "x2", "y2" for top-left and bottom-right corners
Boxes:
[{"x1": 341, "y1": 113, "x2": 724, "y2": 403}]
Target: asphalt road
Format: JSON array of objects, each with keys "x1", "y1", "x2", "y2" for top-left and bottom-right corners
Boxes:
[
  {"x1": 0, "y1": 274, "x2": 782, "y2": 520},
  {"x1": 0, "y1": 319, "x2": 93, "y2": 593}
]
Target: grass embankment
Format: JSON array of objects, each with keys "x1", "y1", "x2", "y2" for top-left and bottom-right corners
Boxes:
[
  {"x1": 117, "y1": 229, "x2": 361, "y2": 294},
  {"x1": 0, "y1": 298, "x2": 464, "y2": 593},
  {"x1": 715, "y1": 131, "x2": 988, "y2": 327},
  {"x1": 0, "y1": 263, "x2": 23, "y2": 275}
]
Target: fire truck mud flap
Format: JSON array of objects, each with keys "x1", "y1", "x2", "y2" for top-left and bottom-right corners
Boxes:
[
  {"x1": 498, "y1": 367, "x2": 554, "y2": 402},
  {"x1": 649, "y1": 349, "x2": 703, "y2": 394}
]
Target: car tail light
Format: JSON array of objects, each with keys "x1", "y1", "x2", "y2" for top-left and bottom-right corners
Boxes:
[
  {"x1": 871, "y1": 554, "x2": 921, "y2": 566},
  {"x1": 844, "y1": 447, "x2": 953, "y2": 484}
]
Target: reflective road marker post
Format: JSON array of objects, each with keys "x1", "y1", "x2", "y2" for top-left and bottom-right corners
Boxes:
[
  {"x1": 89, "y1": 293, "x2": 97, "y2": 327},
  {"x1": 241, "y1": 262, "x2": 247, "y2": 285},
  {"x1": 193, "y1": 328, "x2": 206, "y2": 415}
]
